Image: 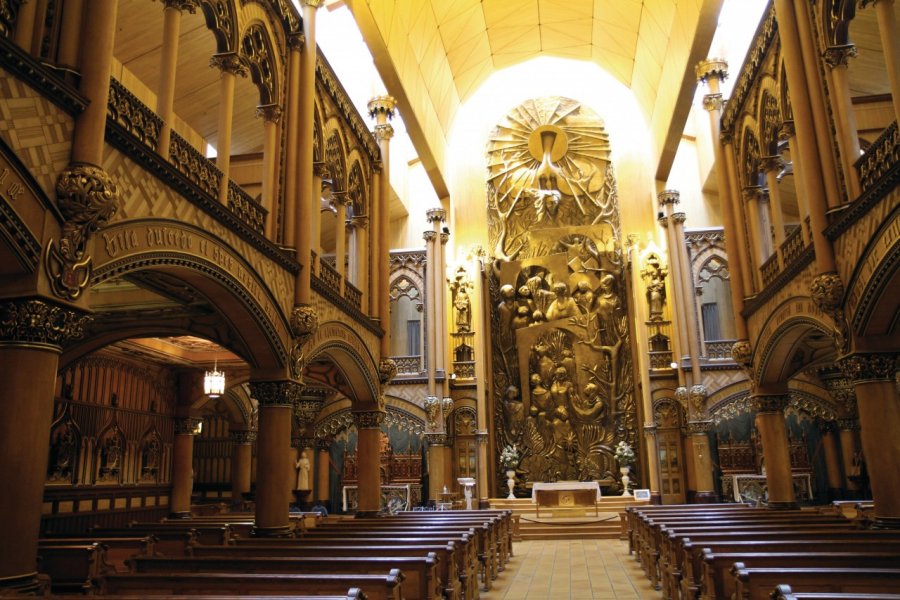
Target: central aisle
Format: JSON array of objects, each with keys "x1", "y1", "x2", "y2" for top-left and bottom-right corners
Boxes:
[{"x1": 483, "y1": 539, "x2": 659, "y2": 600}]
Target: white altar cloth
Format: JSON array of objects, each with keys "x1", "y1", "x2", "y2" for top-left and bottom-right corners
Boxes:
[{"x1": 531, "y1": 481, "x2": 602, "y2": 503}]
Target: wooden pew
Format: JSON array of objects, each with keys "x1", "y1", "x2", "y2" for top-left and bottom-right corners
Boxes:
[
  {"x1": 679, "y1": 537, "x2": 900, "y2": 600},
  {"x1": 39, "y1": 536, "x2": 154, "y2": 571},
  {"x1": 701, "y1": 551, "x2": 900, "y2": 600},
  {"x1": 189, "y1": 542, "x2": 462, "y2": 600},
  {"x1": 731, "y1": 566, "x2": 900, "y2": 600},
  {"x1": 391, "y1": 511, "x2": 514, "y2": 566},
  {"x1": 128, "y1": 554, "x2": 440, "y2": 600},
  {"x1": 128, "y1": 521, "x2": 233, "y2": 545},
  {"x1": 626, "y1": 504, "x2": 752, "y2": 556},
  {"x1": 91, "y1": 527, "x2": 196, "y2": 556},
  {"x1": 26, "y1": 593, "x2": 367, "y2": 600},
  {"x1": 37, "y1": 543, "x2": 113, "y2": 593},
  {"x1": 100, "y1": 571, "x2": 404, "y2": 600},
  {"x1": 656, "y1": 517, "x2": 857, "y2": 597},
  {"x1": 231, "y1": 533, "x2": 478, "y2": 600},
  {"x1": 771, "y1": 583, "x2": 900, "y2": 600}
]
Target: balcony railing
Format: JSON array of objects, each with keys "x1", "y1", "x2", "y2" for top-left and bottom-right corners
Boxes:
[
  {"x1": 392, "y1": 355, "x2": 423, "y2": 375},
  {"x1": 761, "y1": 253, "x2": 780, "y2": 287},
  {"x1": 318, "y1": 256, "x2": 341, "y2": 295},
  {"x1": 856, "y1": 121, "x2": 899, "y2": 193},
  {"x1": 107, "y1": 78, "x2": 161, "y2": 152},
  {"x1": 344, "y1": 280, "x2": 362, "y2": 311},
  {"x1": 649, "y1": 350, "x2": 674, "y2": 371},
  {"x1": 704, "y1": 339, "x2": 735, "y2": 360},
  {"x1": 781, "y1": 224, "x2": 804, "y2": 265},
  {"x1": 227, "y1": 181, "x2": 266, "y2": 235}
]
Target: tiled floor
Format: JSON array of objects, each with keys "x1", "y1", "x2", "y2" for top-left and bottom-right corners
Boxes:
[{"x1": 485, "y1": 539, "x2": 660, "y2": 600}]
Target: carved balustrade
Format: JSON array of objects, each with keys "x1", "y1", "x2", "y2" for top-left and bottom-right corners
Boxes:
[
  {"x1": 107, "y1": 78, "x2": 162, "y2": 152},
  {"x1": 704, "y1": 339, "x2": 735, "y2": 360},
  {"x1": 318, "y1": 256, "x2": 341, "y2": 294},
  {"x1": 343, "y1": 280, "x2": 362, "y2": 311},
  {"x1": 391, "y1": 355, "x2": 422, "y2": 375},
  {"x1": 781, "y1": 224, "x2": 804, "y2": 265},
  {"x1": 227, "y1": 180, "x2": 266, "y2": 235},
  {"x1": 855, "y1": 120, "x2": 899, "y2": 193},
  {"x1": 168, "y1": 131, "x2": 222, "y2": 198},
  {"x1": 761, "y1": 253, "x2": 780, "y2": 287}
]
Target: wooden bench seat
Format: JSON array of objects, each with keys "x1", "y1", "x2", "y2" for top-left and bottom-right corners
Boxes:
[
  {"x1": 36, "y1": 543, "x2": 113, "y2": 593},
  {"x1": 91, "y1": 527, "x2": 196, "y2": 556},
  {"x1": 100, "y1": 570, "x2": 404, "y2": 600},
  {"x1": 230, "y1": 535, "x2": 476, "y2": 600},
  {"x1": 39, "y1": 536, "x2": 154, "y2": 571},
  {"x1": 128, "y1": 521, "x2": 234, "y2": 545},
  {"x1": 128, "y1": 554, "x2": 440, "y2": 600},
  {"x1": 700, "y1": 552, "x2": 900, "y2": 600},
  {"x1": 679, "y1": 538, "x2": 900, "y2": 600},
  {"x1": 772, "y1": 583, "x2": 900, "y2": 600},
  {"x1": 189, "y1": 543, "x2": 462, "y2": 600},
  {"x1": 732, "y1": 566, "x2": 900, "y2": 600},
  {"x1": 673, "y1": 528, "x2": 900, "y2": 598},
  {"x1": 34, "y1": 593, "x2": 366, "y2": 600}
]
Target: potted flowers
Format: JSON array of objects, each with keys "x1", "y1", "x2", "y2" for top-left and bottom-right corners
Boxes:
[
  {"x1": 615, "y1": 441, "x2": 635, "y2": 496},
  {"x1": 500, "y1": 444, "x2": 519, "y2": 499}
]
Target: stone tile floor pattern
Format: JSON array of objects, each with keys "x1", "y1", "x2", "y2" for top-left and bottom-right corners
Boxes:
[{"x1": 484, "y1": 539, "x2": 659, "y2": 600}]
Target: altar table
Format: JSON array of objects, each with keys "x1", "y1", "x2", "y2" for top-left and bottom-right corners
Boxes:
[{"x1": 531, "y1": 482, "x2": 601, "y2": 517}]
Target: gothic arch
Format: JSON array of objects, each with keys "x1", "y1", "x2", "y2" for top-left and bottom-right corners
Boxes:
[
  {"x1": 756, "y1": 315, "x2": 838, "y2": 388},
  {"x1": 846, "y1": 215, "x2": 900, "y2": 341},
  {"x1": 198, "y1": 0, "x2": 240, "y2": 53},
  {"x1": 240, "y1": 22, "x2": 281, "y2": 106},
  {"x1": 324, "y1": 124, "x2": 348, "y2": 192},
  {"x1": 305, "y1": 321, "x2": 380, "y2": 410},
  {"x1": 740, "y1": 125, "x2": 763, "y2": 186},
  {"x1": 347, "y1": 160, "x2": 368, "y2": 218}
]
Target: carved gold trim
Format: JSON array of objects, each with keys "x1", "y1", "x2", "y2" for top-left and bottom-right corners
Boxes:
[
  {"x1": 0, "y1": 298, "x2": 90, "y2": 350},
  {"x1": 250, "y1": 380, "x2": 302, "y2": 408},
  {"x1": 753, "y1": 393, "x2": 790, "y2": 413},
  {"x1": 230, "y1": 430, "x2": 257, "y2": 444},
  {"x1": 696, "y1": 58, "x2": 728, "y2": 83},
  {"x1": 840, "y1": 353, "x2": 898, "y2": 384},
  {"x1": 353, "y1": 410, "x2": 385, "y2": 429},
  {"x1": 367, "y1": 96, "x2": 397, "y2": 120},
  {"x1": 209, "y1": 52, "x2": 248, "y2": 77}
]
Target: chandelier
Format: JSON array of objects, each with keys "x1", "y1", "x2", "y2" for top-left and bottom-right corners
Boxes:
[{"x1": 204, "y1": 356, "x2": 225, "y2": 398}]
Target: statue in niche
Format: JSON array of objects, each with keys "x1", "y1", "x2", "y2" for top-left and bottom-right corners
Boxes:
[
  {"x1": 98, "y1": 431, "x2": 123, "y2": 483},
  {"x1": 453, "y1": 282, "x2": 472, "y2": 332},
  {"x1": 545, "y1": 282, "x2": 578, "y2": 321},
  {"x1": 295, "y1": 450, "x2": 311, "y2": 490},
  {"x1": 502, "y1": 385, "x2": 525, "y2": 441},
  {"x1": 642, "y1": 255, "x2": 668, "y2": 321}
]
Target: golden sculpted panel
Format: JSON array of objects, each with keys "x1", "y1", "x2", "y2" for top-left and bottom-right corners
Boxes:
[{"x1": 486, "y1": 97, "x2": 636, "y2": 489}]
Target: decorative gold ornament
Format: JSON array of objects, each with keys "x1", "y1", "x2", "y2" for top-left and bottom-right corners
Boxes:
[
  {"x1": 229, "y1": 430, "x2": 257, "y2": 444},
  {"x1": 0, "y1": 298, "x2": 90, "y2": 349},
  {"x1": 367, "y1": 96, "x2": 397, "y2": 120},
  {"x1": 378, "y1": 357, "x2": 398, "y2": 385},
  {"x1": 689, "y1": 384, "x2": 708, "y2": 417},
  {"x1": 255, "y1": 103, "x2": 283, "y2": 123},
  {"x1": 810, "y1": 272, "x2": 848, "y2": 352},
  {"x1": 702, "y1": 94, "x2": 724, "y2": 113},
  {"x1": 353, "y1": 410, "x2": 385, "y2": 429},
  {"x1": 174, "y1": 417, "x2": 203, "y2": 435},
  {"x1": 289, "y1": 304, "x2": 318, "y2": 381},
  {"x1": 753, "y1": 394, "x2": 789, "y2": 413},
  {"x1": 294, "y1": 396, "x2": 325, "y2": 427},
  {"x1": 209, "y1": 52, "x2": 248, "y2": 77},
  {"x1": 250, "y1": 380, "x2": 302, "y2": 407},
  {"x1": 373, "y1": 122, "x2": 394, "y2": 142},
  {"x1": 695, "y1": 58, "x2": 728, "y2": 83},
  {"x1": 823, "y1": 44, "x2": 858, "y2": 69},
  {"x1": 840, "y1": 353, "x2": 897, "y2": 384},
  {"x1": 44, "y1": 163, "x2": 119, "y2": 301}
]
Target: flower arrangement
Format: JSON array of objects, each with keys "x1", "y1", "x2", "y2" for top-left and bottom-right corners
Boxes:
[
  {"x1": 500, "y1": 444, "x2": 519, "y2": 469},
  {"x1": 615, "y1": 441, "x2": 635, "y2": 467}
]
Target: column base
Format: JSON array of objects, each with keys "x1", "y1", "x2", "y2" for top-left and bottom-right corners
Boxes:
[
  {"x1": 692, "y1": 491, "x2": 719, "y2": 503},
  {"x1": 0, "y1": 572, "x2": 46, "y2": 595},
  {"x1": 767, "y1": 501, "x2": 800, "y2": 510},
  {"x1": 252, "y1": 525, "x2": 293, "y2": 537},
  {"x1": 870, "y1": 516, "x2": 900, "y2": 529},
  {"x1": 354, "y1": 510, "x2": 382, "y2": 518},
  {"x1": 168, "y1": 511, "x2": 191, "y2": 519}
]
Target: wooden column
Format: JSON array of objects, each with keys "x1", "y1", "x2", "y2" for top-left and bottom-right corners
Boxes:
[
  {"x1": 426, "y1": 432, "x2": 448, "y2": 503},
  {"x1": 156, "y1": 1, "x2": 195, "y2": 158},
  {"x1": 753, "y1": 393, "x2": 797, "y2": 509},
  {"x1": 842, "y1": 353, "x2": 900, "y2": 527},
  {"x1": 864, "y1": 0, "x2": 900, "y2": 123},
  {"x1": 824, "y1": 44, "x2": 863, "y2": 199},
  {"x1": 838, "y1": 419, "x2": 862, "y2": 494},
  {"x1": 818, "y1": 422, "x2": 845, "y2": 499},
  {"x1": 170, "y1": 417, "x2": 201, "y2": 517},
  {"x1": 334, "y1": 193, "x2": 349, "y2": 291},
  {"x1": 0, "y1": 299, "x2": 83, "y2": 593},
  {"x1": 471, "y1": 257, "x2": 491, "y2": 507},
  {"x1": 354, "y1": 410, "x2": 385, "y2": 516},
  {"x1": 353, "y1": 215, "x2": 369, "y2": 309},
  {"x1": 696, "y1": 60, "x2": 750, "y2": 348},
  {"x1": 56, "y1": 0, "x2": 85, "y2": 74},
  {"x1": 229, "y1": 429, "x2": 255, "y2": 506},
  {"x1": 13, "y1": 0, "x2": 38, "y2": 52},
  {"x1": 316, "y1": 438, "x2": 331, "y2": 504},
  {"x1": 282, "y1": 36, "x2": 302, "y2": 247},
  {"x1": 671, "y1": 212, "x2": 702, "y2": 386},
  {"x1": 721, "y1": 138, "x2": 756, "y2": 296},
  {"x1": 71, "y1": 0, "x2": 118, "y2": 164},
  {"x1": 761, "y1": 156, "x2": 787, "y2": 266},
  {"x1": 772, "y1": 0, "x2": 837, "y2": 274},
  {"x1": 257, "y1": 104, "x2": 282, "y2": 240},
  {"x1": 368, "y1": 96, "x2": 397, "y2": 356},
  {"x1": 209, "y1": 52, "x2": 246, "y2": 206},
  {"x1": 778, "y1": 121, "x2": 811, "y2": 245},
  {"x1": 439, "y1": 231, "x2": 451, "y2": 397},
  {"x1": 312, "y1": 163, "x2": 329, "y2": 276},
  {"x1": 250, "y1": 381, "x2": 299, "y2": 536},
  {"x1": 658, "y1": 193, "x2": 686, "y2": 384},
  {"x1": 424, "y1": 231, "x2": 437, "y2": 396},
  {"x1": 296, "y1": 0, "x2": 322, "y2": 303},
  {"x1": 369, "y1": 170, "x2": 381, "y2": 317},
  {"x1": 741, "y1": 186, "x2": 767, "y2": 289}
]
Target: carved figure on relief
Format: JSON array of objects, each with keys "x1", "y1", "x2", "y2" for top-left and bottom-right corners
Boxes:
[{"x1": 453, "y1": 282, "x2": 471, "y2": 332}]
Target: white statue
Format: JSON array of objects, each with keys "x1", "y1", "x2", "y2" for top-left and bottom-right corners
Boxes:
[{"x1": 295, "y1": 450, "x2": 311, "y2": 490}]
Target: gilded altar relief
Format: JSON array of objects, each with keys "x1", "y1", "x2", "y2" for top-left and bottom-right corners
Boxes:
[{"x1": 486, "y1": 97, "x2": 636, "y2": 487}]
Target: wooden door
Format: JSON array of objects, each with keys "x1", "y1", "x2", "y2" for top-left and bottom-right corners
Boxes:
[{"x1": 657, "y1": 429, "x2": 686, "y2": 503}]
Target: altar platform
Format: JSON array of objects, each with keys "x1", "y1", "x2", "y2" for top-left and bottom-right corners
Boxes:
[{"x1": 489, "y1": 495, "x2": 649, "y2": 541}]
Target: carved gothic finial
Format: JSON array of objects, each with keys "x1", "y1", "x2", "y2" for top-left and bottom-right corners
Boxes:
[
  {"x1": 210, "y1": 52, "x2": 248, "y2": 77},
  {"x1": 809, "y1": 272, "x2": 848, "y2": 353},
  {"x1": 255, "y1": 103, "x2": 283, "y2": 123},
  {"x1": 367, "y1": 95, "x2": 397, "y2": 120},
  {"x1": 0, "y1": 298, "x2": 91, "y2": 349},
  {"x1": 696, "y1": 58, "x2": 728, "y2": 83},
  {"x1": 44, "y1": 163, "x2": 119, "y2": 301},
  {"x1": 823, "y1": 44, "x2": 858, "y2": 69}
]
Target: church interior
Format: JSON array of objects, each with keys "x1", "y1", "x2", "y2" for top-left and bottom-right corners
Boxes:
[{"x1": 0, "y1": 0, "x2": 898, "y2": 596}]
